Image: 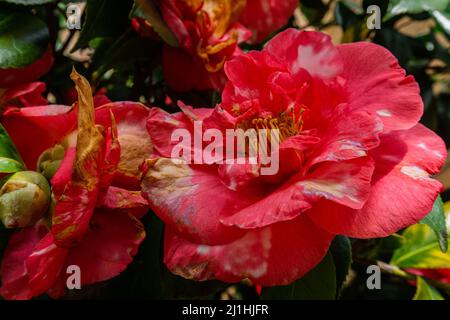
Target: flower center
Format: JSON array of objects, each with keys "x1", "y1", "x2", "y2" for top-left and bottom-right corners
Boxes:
[{"x1": 252, "y1": 107, "x2": 305, "y2": 143}]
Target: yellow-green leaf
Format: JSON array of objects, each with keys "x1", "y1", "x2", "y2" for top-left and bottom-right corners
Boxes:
[
  {"x1": 390, "y1": 223, "x2": 450, "y2": 269},
  {"x1": 413, "y1": 277, "x2": 445, "y2": 300}
]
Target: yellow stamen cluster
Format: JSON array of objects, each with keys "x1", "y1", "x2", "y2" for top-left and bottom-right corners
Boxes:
[{"x1": 252, "y1": 107, "x2": 305, "y2": 143}]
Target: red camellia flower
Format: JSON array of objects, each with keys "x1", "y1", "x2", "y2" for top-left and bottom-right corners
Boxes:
[
  {"x1": 0, "y1": 70, "x2": 152, "y2": 299},
  {"x1": 138, "y1": 0, "x2": 297, "y2": 91},
  {"x1": 141, "y1": 29, "x2": 447, "y2": 286},
  {"x1": 159, "y1": 0, "x2": 251, "y2": 91}
]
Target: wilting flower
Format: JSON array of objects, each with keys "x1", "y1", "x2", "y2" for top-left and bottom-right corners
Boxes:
[
  {"x1": 0, "y1": 47, "x2": 53, "y2": 109},
  {"x1": 0, "y1": 70, "x2": 152, "y2": 299},
  {"x1": 136, "y1": 0, "x2": 297, "y2": 91},
  {"x1": 142, "y1": 29, "x2": 447, "y2": 286}
]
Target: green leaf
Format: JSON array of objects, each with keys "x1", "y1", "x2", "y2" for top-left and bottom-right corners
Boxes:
[
  {"x1": 420, "y1": 196, "x2": 448, "y2": 253},
  {"x1": 335, "y1": 0, "x2": 363, "y2": 30},
  {"x1": 0, "y1": 0, "x2": 54, "y2": 4},
  {"x1": 0, "y1": 124, "x2": 25, "y2": 173},
  {"x1": 390, "y1": 223, "x2": 450, "y2": 269},
  {"x1": 261, "y1": 252, "x2": 336, "y2": 300},
  {"x1": 330, "y1": 236, "x2": 352, "y2": 297},
  {"x1": 413, "y1": 277, "x2": 445, "y2": 300},
  {"x1": 131, "y1": 0, "x2": 179, "y2": 47},
  {"x1": 89, "y1": 32, "x2": 158, "y2": 81},
  {"x1": 0, "y1": 9, "x2": 49, "y2": 68},
  {"x1": 72, "y1": 0, "x2": 134, "y2": 51},
  {"x1": 389, "y1": 0, "x2": 450, "y2": 15},
  {"x1": 432, "y1": 10, "x2": 450, "y2": 35}
]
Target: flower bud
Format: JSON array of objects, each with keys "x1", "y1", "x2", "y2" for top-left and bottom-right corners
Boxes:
[
  {"x1": 0, "y1": 171, "x2": 51, "y2": 229},
  {"x1": 37, "y1": 144, "x2": 66, "y2": 180}
]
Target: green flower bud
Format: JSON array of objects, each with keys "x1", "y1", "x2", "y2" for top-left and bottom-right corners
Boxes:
[
  {"x1": 0, "y1": 171, "x2": 51, "y2": 229},
  {"x1": 37, "y1": 144, "x2": 66, "y2": 180}
]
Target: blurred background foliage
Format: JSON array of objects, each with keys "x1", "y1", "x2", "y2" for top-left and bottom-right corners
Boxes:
[{"x1": 1, "y1": 0, "x2": 450, "y2": 300}]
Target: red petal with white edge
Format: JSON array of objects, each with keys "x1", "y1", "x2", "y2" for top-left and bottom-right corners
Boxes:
[
  {"x1": 337, "y1": 42, "x2": 423, "y2": 132},
  {"x1": 2, "y1": 105, "x2": 77, "y2": 169},
  {"x1": 265, "y1": 29, "x2": 343, "y2": 80},
  {"x1": 164, "y1": 214, "x2": 333, "y2": 286},
  {"x1": 308, "y1": 124, "x2": 447, "y2": 238},
  {"x1": 141, "y1": 158, "x2": 266, "y2": 245},
  {"x1": 222, "y1": 157, "x2": 374, "y2": 229},
  {"x1": 60, "y1": 210, "x2": 145, "y2": 290},
  {"x1": 0, "y1": 223, "x2": 48, "y2": 300},
  {"x1": 147, "y1": 107, "x2": 213, "y2": 158},
  {"x1": 239, "y1": 0, "x2": 298, "y2": 44},
  {"x1": 25, "y1": 233, "x2": 68, "y2": 297},
  {"x1": 307, "y1": 109, "x2": 383, "y2": 168},
  {"x1": 224, "y1": 51, "x2": 283, "y2": 104}
]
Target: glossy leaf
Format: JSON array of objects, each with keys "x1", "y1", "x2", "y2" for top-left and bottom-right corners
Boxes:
[
  {"x1": 420, "y1": 196, "x2": 448, "y2": 253},
  {"x1": 0, "y1": 124, "x2": 25, "y2": 173},
  {"x1": 0, "y1": 10, "x2": 49, "y2": 68},
  {"x1": 413, "y1": 277, "x2": 445, "y2": 300}
]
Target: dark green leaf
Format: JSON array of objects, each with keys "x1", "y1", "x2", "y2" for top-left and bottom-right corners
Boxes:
[
  {"x1": 72, "y1": 0, "x2": 134, "y2": 51},
  {"x1": 0, "y1": 221, "x2": 12, "y2": 264},
  {"x1": 420, "y1": 195, "x2": 448, "y2": 253},
  {"x1": 261, "y1": 252, "x2": 336, "y2": 300},
  {"x1": 131, "y1": 0, "x2": 178, "y2": 47},
  {"x1": 300, "y1": 0, "x2": 328, "y2": 26},
  {"x1": 0, "y1": 9, "x2": 49, "y2": 68},
  {"x1": 335, "y1": 0, "x2": 363, "y2": 30},
  {"x1": 0, "y1": 124, "x2": 25, "y2": 173},
  {"x1": 90, "y1": 32, "x2": 159, "y2": 81},
  {"x1": 330, "y1": 235, "x2": 352, "y2": 297}
]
